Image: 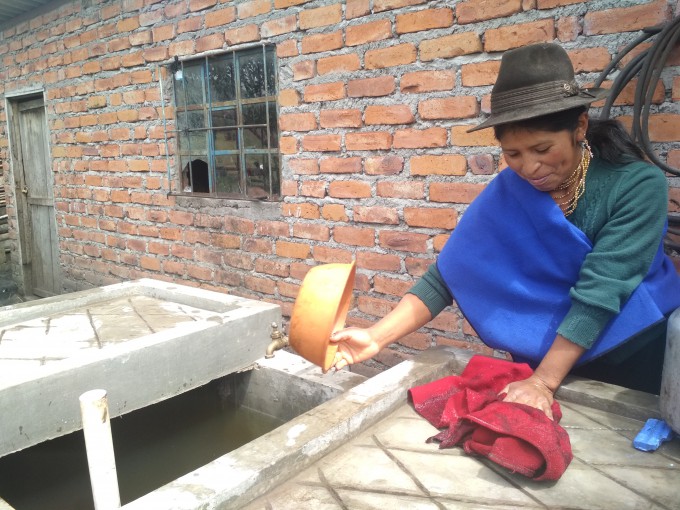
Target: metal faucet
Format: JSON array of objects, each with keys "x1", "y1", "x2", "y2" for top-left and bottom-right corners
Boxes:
[{"x1": 265, "y1": 322, "x2": 289, "y2": 358}]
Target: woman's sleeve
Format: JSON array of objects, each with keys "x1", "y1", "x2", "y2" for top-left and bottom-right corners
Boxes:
[
  {"x1": 406, "y1": 263, "x2": 454, "y2": 318},
  {"x1": 557, "y1": 163, "x2": 669, "y2": 349}
]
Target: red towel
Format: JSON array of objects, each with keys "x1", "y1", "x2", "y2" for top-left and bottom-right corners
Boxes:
[{"x1": 409, "y1": 355, "x2": 573, "y2": 481}]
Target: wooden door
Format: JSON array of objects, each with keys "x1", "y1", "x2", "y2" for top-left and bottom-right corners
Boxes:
[{"x1": 16, "y1": 98, "x2": 59, "y2": 297}]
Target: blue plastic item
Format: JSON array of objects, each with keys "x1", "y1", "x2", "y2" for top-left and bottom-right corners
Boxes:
[{"x1": 633, "y1": 418, "x2": 675, "y2": 452}]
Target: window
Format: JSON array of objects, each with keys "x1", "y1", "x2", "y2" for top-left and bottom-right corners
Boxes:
[{"x1": 172, "y1": 45, "x2": 280, "y2": 200}]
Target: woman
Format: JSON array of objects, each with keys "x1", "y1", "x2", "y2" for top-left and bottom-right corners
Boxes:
[{"x1": 329, "y1": 43, "x2": 680, "y2": 419}]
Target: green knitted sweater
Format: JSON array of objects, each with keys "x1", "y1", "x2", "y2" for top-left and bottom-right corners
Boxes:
[{"x1": 409, "y1": 157, "x2": 669, "y2": 350}]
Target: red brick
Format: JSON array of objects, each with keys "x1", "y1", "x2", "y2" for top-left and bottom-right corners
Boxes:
[
  {"x1": 374, "y1": 0, "x2": 426, "y2": 12},
  {"x1": 255, "y1": 259, "x2": 290, "y2": 278},
  {"x1": 276, "y1": 240, "x2": 311, "y2": 259},
  {"x1": 420, "y1": 32, "x2": 482, "y2": 61},
  {"x1": 189, "y1": 0, "x2": 217, "y2": 11},
  {"x1": 261, "y1": 14, "x2": 297, "y2": 37},
  {"x1": 365, "y1": 105, "x2": 414, "y2": 125},
  {"x1": 304, "y1": 82, "x2": 345, "y2": 102},
  {"x1": 317, "y1": 54, "x2": 361, "y2": 75},
  {"x1": 320, "y1": 157, "x2": 362, "y2": 174},
  {"x1": 302, "y1": 31, "x2": 343, "y2": 54},
  {"x1": 300, "y1": 181, "x2": 326, "y2": 197},
  {"x1": 225, "y1": 24, "x2": 260, "y2": 45},
  {"x1": 276, "y1": 39, "x2": 298, "y2": 58},
  {"x1": 280, "y1": 136, "x2": 298, "y2": 154},
  {"x1": 313, "y1": 245, "x2": 354, "y2": 264},
  {"x1": 396, "y1": 8, "x2": 453, "y2": 33},
  {"x1": 117, "y1": 17, "x2": 140, "y2": 33},
  {"x1": 584, "y1": 0, "x2": 669, "y2": 36},
  {"x1": 346, "y1": 0, "x2": 370, "y2": 19},
  {"x1": 365, "y1": 43, "x2": 416, "y2": 69},
  {"x1": 238, "y1": 0, "x2": 270, "y2": 18},
  {"x1": 356, "y1": 252, "x2": 400, "y2": 272},
  {"x1": 292, "y1": 223, "x2": 330, "y2": 241},
  {"x1": 281, "y1": 202, "x2": 321, "y2": 219},
  {"x1": 600, "y1": 78, "x2": 664, "y2": 107},
  {"x1": 322, "y1": 204, "x2": 349, "y2": 221},
  {"x1": 279, "y1": 112, "x2": 317, "y2": 131},
  {"x1": 410, "y1": 155, "x2": 466, "y2": 176},
  {"x1": 376, "y1": 181, "x2": 424, "y2": 199},
  {"x1": 401, "y1": 70, "x2": 455, "y2": 93},
  {"x1": 568, "y1": 47, "x2": 611, "y2": 73},
  {"x1": 288, "y1": 158, "x2": 319, "y2": 174},
  {"x1": 379, "y1": 231, "x2": 429, "y2": 253},
  {"x1": 275, "y1": 0, "x2": 310, "y2": 7},
  {"x1": 348, "y1": 75, "x2": 395, "y2": 97},
  {"x1": 374, "y1": 275, "x2": 413, "y2": 297},
  {"x1": 451, "y1": 125, "x2": 497, "y2": 147},
  {"x1": 346, "y1": 19, "x2": 392, "y2": 46},
  {"x1": 483, "y1": 19, "x2": 555, "y2": 52},
  {"x1": 456, "y1": 0, "x2": 522, "y2": 24},
  {"x1": 393, "y1": 127, "x2": 447, "y2": 149},
  {"x1": 169, "y1": 40, "x2": 195, "y2": 56},
  {"x1": 242, "y1": 239, "x2": 272, "y2": 255},
  {"x1": 345, "y1": 132, "x2": 392, "y2": 150},
  {"x1": 149, "y1": 25, "x2": 176, "y2": 43},
  {"x1": 196, "y1": 33, "x2": 225, "y2": 53},
  {"x1": 365, "y1": 156, "x2": 404, "y2": 175},
  {"x1": 292, "y1": 60, "x2": 315, "y2": 81},
  {"x1": 279, "y1": 89, "x2": 300, "y2": 107},
  {"x1": 418, "y1": 96, "x2": 478, "y2": 120},
  {"x1": 557, "y1": 15, "x2": 580, "y2": 42},
  {"x1": 299, "y1": 3, "x2": 342, "y2": 29},
  {"x1": 302, "y1": 134, "x2": 342, "y2": 152},
  {"x1": 429, "y1": 182, "x2": 486, "y2": 203},
  {"x1": 354, "y1": 206, "x2": 399, "y2": 224},
  {"x1": 334, "y1": 226, "x2": 375, "y2": 247},
  {"x1": 461, "y1": 60, "x2": 501, "y2": 87},
  {"x1": 328, "y1": 180, "x2": 372, "y2": 198},
  {"x1": 320, "y1": 109, "x2": 362, "y2": 128},
  {"x1": 244, "y1": 274, "x2": 277, "y2": 295},
  {"x1": 537, "y1": 0, "x2": 584, "y2": 7},
  {"x1": 648, "y1": 113, "x2": 680, "y2": 142},
  {"x1": 141, "y1": 256, "x2": 161, "y2": 271},
  {"x1": 206, "y1": 6, "x2": 237, "y2": 28},
  {"x1": 404, "y1": 207, "x2": 457, "y2": 229},
  {"x1": 178, "y1": 17, "x2": 202, "y2": 34},
  {"x1": 468, "y1": 154, "x2": 495, "y2": 175}
]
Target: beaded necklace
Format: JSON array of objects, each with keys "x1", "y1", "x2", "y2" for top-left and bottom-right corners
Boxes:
[{"x1": 554, "y1": 140, "x2": 592, "y2": 216}]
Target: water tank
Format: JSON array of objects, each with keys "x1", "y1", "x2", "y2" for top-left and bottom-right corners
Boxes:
[{"x1": 661, "y1": 307, "x2": 680, "y2": 434}]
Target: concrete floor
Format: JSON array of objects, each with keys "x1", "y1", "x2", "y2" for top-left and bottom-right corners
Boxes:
[{"x1": 244, "y1": 351, "x2": 680, "y2": 510}]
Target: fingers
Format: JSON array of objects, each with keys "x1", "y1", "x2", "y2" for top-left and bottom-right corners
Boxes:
[
  {"x1": 500, "y1": 382, "x2": 555, "y2": 420},
  {"x1": 329, "y1": 329, "x2": 350, "y2": 343}
]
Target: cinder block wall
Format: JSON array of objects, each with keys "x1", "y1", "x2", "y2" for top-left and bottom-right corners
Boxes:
[{"x1": 1, "y1": 0, "x2": 679, "y2": 375}]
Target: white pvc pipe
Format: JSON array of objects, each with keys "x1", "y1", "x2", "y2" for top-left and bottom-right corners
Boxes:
[{"x1": 79, "y1": 389, "x2": 121, "y2": 510}]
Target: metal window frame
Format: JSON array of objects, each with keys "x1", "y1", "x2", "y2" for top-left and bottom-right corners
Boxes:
[{"x1": 163, "y1": 44, "x2": 279, "y2": 201}]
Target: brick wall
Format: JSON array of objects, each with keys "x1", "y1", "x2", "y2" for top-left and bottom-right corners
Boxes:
[{"x1": 1, "y1": 0, "x2": 679, "y2": 376}]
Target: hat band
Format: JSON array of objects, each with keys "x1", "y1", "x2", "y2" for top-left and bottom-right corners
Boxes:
[{"x1": 491, "y1": 80, "x2": 585, "y2": 115}]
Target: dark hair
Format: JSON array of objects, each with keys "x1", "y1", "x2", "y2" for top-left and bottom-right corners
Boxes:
[{"x1": 493, "y1": 107, "x2": 645, "y2": 164}]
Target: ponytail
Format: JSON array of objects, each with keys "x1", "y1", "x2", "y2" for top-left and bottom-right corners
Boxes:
[{"x1": 586, "y1": 118, "x2": 645, "y2": 164}]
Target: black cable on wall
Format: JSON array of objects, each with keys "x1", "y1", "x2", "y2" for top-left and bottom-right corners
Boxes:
[{"x1": 595, "y1": 17, "x2": 680, "y2": 253}]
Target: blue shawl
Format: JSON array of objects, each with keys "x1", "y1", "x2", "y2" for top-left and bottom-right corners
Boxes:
[{"x1": 437, "y1": 168, "x2": 680, "y2": 365}]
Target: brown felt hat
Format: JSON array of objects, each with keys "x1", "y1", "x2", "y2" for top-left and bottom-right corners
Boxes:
[{"x1": 467, "y1": 43, "x2": 610, "y2": 132}]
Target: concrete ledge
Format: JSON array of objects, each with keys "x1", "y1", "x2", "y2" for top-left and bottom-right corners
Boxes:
[
  {"x1": 557, "y1": 375, "x2": 661, "y2": 422},
  {"x1": 122, "y1": 346, "x2": 474, "y2": 510}
]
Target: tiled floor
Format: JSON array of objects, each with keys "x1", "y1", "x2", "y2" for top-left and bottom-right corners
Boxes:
[{"x1": 245, "y1": 397, "x2": 680, "y2": 509}]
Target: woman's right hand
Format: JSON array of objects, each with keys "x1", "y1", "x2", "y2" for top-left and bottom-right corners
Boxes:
[{"x1": 328, "y1": 327, "x2": 382, "y2": 371}]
